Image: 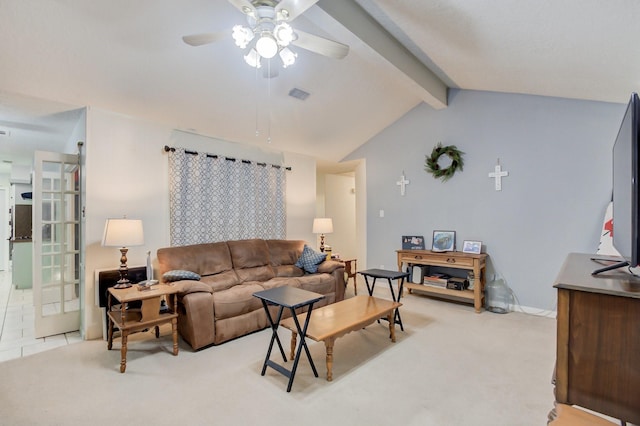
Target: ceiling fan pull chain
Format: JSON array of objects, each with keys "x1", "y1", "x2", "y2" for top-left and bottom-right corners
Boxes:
[
  {"x1": 254, "y1": 60, "x2": 260, "y2": 138},
  {"x1": 267, "y1": 59, "x2": 272, "y2": 144}
]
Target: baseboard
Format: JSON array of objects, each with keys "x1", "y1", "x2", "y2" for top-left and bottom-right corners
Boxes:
[{"x1": 509, "y1": 303, "x2": 557, "y2": 318}]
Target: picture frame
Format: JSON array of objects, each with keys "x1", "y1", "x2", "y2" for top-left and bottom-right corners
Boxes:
[
  {"x1": 402, "y1": 235, "x2": 425, "y2": 250},
  {"x1": 432, "y1": 230, "x2": 455, "y2": 252},
  {"x1": 462, "y1": 240, "x2": 482, "y2": 254}
]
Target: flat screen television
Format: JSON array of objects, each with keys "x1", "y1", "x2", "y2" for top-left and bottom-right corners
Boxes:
[{"x1": 593, "y1": 92, "x2": 640, "y2": 275}]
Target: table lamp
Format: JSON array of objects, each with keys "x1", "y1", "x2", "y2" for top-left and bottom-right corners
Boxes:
[
  {"x1": 102, "y1": 217, "x2": 144, "y2": 288},
  {"x1": 312, "y1": 217, "x2": 333, "y2": 252}
]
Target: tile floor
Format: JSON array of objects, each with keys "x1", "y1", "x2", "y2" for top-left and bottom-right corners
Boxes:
[{"x1": 0, "y1": 269, "x2": 82, "y2": 363}]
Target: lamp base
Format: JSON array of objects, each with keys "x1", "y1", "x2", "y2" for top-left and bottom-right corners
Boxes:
[{"x1": 113, "y1": 279, "x2": 132, "y2": 289}]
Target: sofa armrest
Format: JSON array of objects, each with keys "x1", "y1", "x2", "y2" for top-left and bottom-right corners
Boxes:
[
  {"x1": 173, "y1": 280, "x2": 214, "y2": 295},
  {"x1": 177, "y1": 290, "x2": 215, "y2": 350},
  {"x1": 316, "y1": 261, "x2": 346, "y2": 301},
  {"x1": 316, "y1": 259, "x2": 344, "y2": 274}
]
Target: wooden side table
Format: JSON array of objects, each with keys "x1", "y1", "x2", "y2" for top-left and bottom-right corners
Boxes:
[
  {"x1": 341, "y1": 258, "x2": 358, "y2": 295},
  {"x1": 107, "y1": 283, "x2": 179, "y2": 373}
]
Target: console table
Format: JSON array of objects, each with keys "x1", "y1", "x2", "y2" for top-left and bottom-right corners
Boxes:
[
  {"x1": 551, "y1": 253, "x2": 640, "y2": 424},
  {"x1": 397, "y1": 250, "x2": 487, "y2": 312}
]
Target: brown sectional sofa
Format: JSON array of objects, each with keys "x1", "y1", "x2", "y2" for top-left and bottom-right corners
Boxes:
[{"x1": 157, "y1": 239, "x2": 345, "y2": 350}]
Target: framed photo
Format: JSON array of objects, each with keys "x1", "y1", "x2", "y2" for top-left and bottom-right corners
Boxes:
[
  {"x1": 462, "y1": 240, "x2": 482, "y2": 254},
  {"x1": 432, "y1": 230, "x2": 455, "y2": 252},
  {"x1": 402, "y1": 235, "x2": 425, "y2": 250}
]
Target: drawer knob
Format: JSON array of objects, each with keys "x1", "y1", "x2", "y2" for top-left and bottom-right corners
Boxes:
[
  {"x1": 447, "y1": 258, "x2": 456, "y2": 263},
  {"x1": 414, "y1": 255, "x2": 423, "y2": 260}
]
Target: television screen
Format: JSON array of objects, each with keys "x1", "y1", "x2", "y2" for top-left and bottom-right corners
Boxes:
[
  {"x1": 593, "y1": 93, "x2": 640, "y2": 275},
  {"x1": 612, "y1": 92, "x2": 640, "y2": 268}
]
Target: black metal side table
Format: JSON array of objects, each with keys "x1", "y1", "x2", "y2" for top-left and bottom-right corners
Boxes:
[
  {"x1": 253, "y1": 286, "x2": 325, "y2": 392},
  {"x1": 358, "y1": 268, "x2": 409, "y2": 331}
]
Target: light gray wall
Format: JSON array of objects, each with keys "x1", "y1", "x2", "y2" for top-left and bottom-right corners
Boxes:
[{"x1": 345, "y1": 89, "x2": 625, "y2": 310}]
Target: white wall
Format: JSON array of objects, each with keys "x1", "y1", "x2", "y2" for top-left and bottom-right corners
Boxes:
[
  {"x1": 284, "y1": 151, "x2": 317, "y2": 244},
  {"x1": 324, "y1": 174, "x2": 356, "y2": 259},
  {"x1": 345, "y1": 89, "x2": 623, "y2": 310},
  {"x1": 354, "y1": 161, "x2": 367, "y2": 270},
  {"x1": 0, "y1": 187, "x2": 7, "y2": 270},
  {"x1": 83, "y1": 108, "x2": 317, "y2": 339}
]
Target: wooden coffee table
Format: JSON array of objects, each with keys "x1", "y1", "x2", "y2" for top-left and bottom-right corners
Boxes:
[{"x1": 280, "y1": 295, "x2": 402, "y2": 381}]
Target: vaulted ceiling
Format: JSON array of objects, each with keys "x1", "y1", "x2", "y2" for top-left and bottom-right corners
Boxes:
[{"x1": 1, "y1": 0, "x2": 639, "y2": 174}]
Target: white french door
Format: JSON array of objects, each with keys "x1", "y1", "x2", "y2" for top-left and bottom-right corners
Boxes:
[{"x1": 33, "y1": 151, "x2": 81, "y2": 338}]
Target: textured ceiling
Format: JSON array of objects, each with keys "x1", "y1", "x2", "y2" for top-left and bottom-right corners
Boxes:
[{"x1": 1, "y1": 0, "x2": 639, "y2": 174}]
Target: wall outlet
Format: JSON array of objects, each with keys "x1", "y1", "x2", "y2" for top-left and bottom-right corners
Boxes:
[{"x1": 379, "y1": 209, "x2": 385, "y2": 218}]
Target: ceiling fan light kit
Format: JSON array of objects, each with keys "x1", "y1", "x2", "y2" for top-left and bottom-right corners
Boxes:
[
  {"x1": 232, "y1": 25, "x2": 254, "y2": 49},
  {"x1": 255, "y1": 32, "x2": 279, "y2": 58},
  {"x1": 183, "y1": 0, "x2": 349, "y2": 71},
  {"x1": 244, "y1": 48, "x2": 262, "y2": 68},
  {"x1": 279, "y1": 47, "x2": 297, "y2": 68}
]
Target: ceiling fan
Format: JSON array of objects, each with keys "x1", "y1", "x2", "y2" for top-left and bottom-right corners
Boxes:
[{"x1": 182, "y1": 0, "x2": 349, "y2": 70}]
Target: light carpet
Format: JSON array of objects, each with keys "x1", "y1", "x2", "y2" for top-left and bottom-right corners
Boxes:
[{"x1": 0, "y1": 288, "x2": 557, "y2": 426}]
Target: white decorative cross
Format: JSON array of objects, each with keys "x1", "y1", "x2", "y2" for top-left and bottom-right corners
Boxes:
[
  {"x1": 396, "y1": 172, "x2": 410, "y2": 196},
  {"x1": 488, "y1": 159, "x2": 509, "y2": 191}
]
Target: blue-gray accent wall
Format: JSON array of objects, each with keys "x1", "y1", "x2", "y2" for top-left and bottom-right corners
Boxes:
[{"x1": 345, "y1": 89, "x2": 626, "y2": 310}]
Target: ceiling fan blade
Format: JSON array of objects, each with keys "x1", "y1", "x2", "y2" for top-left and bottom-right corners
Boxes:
[
  {"x1": 227, "y1": 0, "x2": 256, "y2": 17},
  {"x1": 276, "y1": 0, "x2": 319, "y2": 21},
  {"x1": 182, "y1": 33, "x2": 225, "y2": 47},
  {"x1": 292, "y1": 30, "x2": 349, "y2": 59}
]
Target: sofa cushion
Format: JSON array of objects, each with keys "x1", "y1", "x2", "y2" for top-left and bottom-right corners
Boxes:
[
  {"x1": 272, "y1": 265, "x2": 305, "y2": 278},
  {"x1": 295, "y1": 245, "x2": 327, "y2": 273},
  {"x1": 267, "y1": 240, "x2": 305, "y2": 266},
  {"x1": 228, "y1": 239, "x2": 271, "y2": 268},
  {"x1": 259, "y1": 277, "x2": 301, "y2": 291},
  {"x1": 158, "y1": 242, "x2": 233, "y2": 277},
  {"x1": 200, "y1": 270, "x2": 241, "y2": 292},
  {"x1": 298, "y1": 273, "x2": 336, "y2": 295},
  {"x1": 162, "y1": 270, "x2": 201, "y2": 282},
  {"x1": 228, "y1": 239, "x2": 275, "y2": 282},
  {"x1": 212, "y1": 282, "x2": 265, "y2": 320}
]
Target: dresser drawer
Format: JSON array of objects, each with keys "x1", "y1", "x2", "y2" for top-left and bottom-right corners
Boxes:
[{"x1": 400, "y1": 253, "x2": 474, "y2": 268}]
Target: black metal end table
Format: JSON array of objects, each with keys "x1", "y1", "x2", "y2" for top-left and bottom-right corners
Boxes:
[
  {"x1": 253, "y1": 286, "x2": 325, "y2": 392},
  {"x1": 358, "y1": 268, "x2": 409, "y2": 331}
]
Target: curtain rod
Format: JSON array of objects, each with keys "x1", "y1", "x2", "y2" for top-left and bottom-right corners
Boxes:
[{"x1": 163, "y1": 145, "x2": 291, "y2": 170}]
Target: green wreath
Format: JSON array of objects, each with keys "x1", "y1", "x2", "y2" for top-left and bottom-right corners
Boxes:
[{"x1": 424, "y1": 143, "x2": 464, "y2": 182}]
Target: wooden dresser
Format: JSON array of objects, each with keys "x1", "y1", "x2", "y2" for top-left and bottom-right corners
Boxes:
[{"x1": 551, "y1": 253, "x2": 640, "y2": 424}]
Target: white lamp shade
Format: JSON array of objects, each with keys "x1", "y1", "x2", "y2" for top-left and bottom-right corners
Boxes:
[
  {"x1": 312, "y1": 218, "x2": 333, "y2": 234},
  {"x1": 274, "y1": 23, "x2": 294, "y2": 46},
  {"x1": 232, "y1": 25, "x2": 254, "y2": 49},
  {"x1": 102, "y1": 218, "x2": 144, "y2": 247},
  {"x1": 244, "y1": 48, "x2": 262, "y2": 68},
  {"x1": 279, "y1": 47, "x2": 297, "y2": 68}
]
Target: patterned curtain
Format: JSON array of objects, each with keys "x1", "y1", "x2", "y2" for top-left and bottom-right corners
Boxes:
[{"x1": 168, "y1": 147, "x2": 286, "y2": 246}]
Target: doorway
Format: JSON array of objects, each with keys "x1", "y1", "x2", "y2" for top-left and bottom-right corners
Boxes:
[{"x1": 317, "y1": 160, "x2": 366, "y2": 267}]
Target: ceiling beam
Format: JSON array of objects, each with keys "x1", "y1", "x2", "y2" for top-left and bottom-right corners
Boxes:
[{"x1": 317, "y1": 0, "x2": 448, "y2": 109}]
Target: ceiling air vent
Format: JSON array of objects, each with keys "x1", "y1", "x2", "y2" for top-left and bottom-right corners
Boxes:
[{"x1": 288, "y1": 88, "x2": 310, "y2": 101}]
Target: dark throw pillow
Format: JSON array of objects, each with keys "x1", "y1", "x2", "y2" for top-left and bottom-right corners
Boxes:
[{"x1": 162, "y1": 269, "x2": 201, "y2": 282}]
